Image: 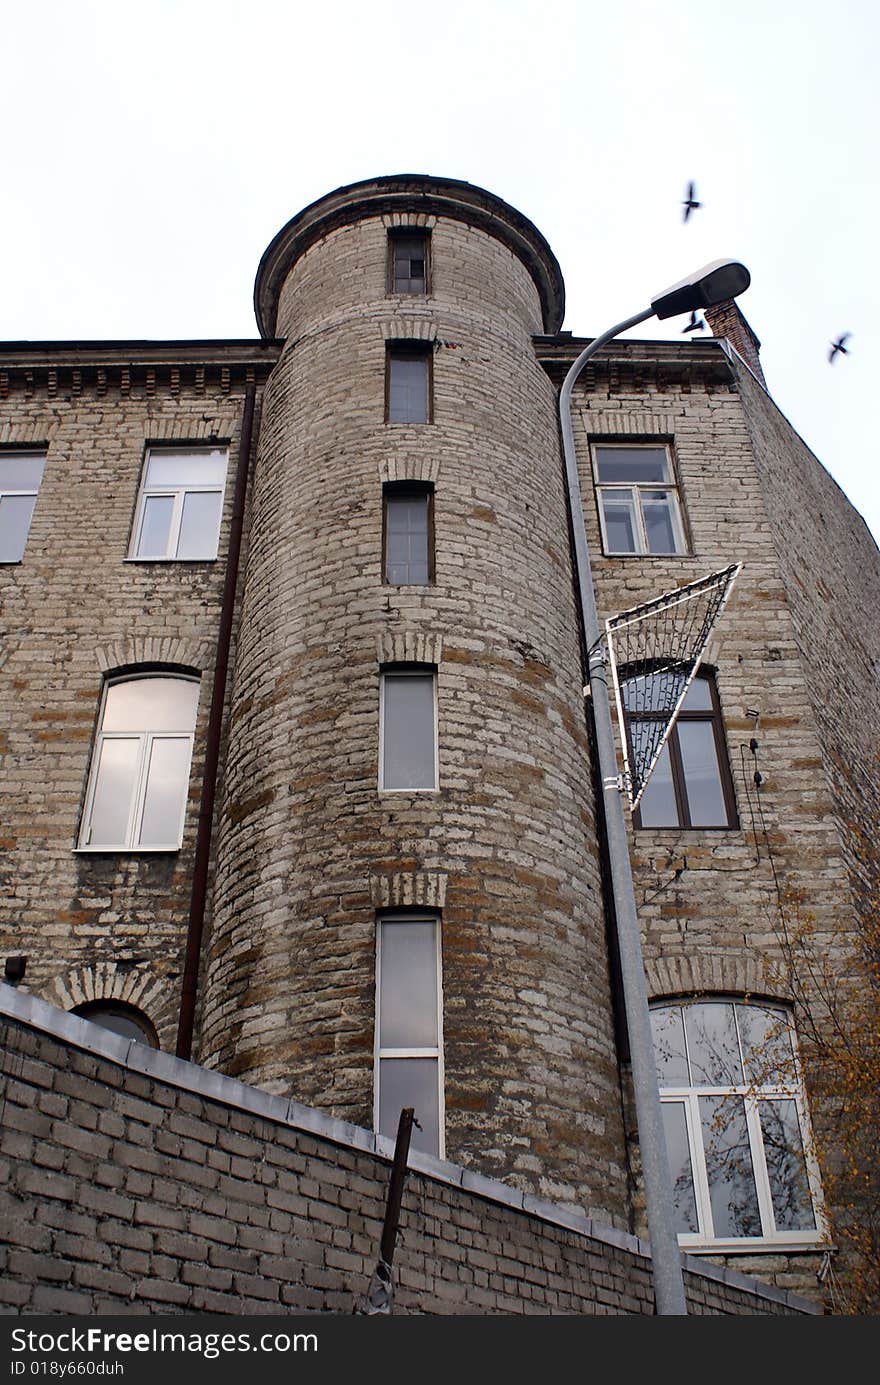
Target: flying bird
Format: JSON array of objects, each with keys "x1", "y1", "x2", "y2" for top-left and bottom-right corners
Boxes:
[
  {"x1": 828, "y1": 333, "x2": 851, "y2": 363},
  {"x1": 682, "y1": 181, "x2": 701, "y2": 222},
  {"x1": 682, "y1": 311, "x2": 706, "y2": 334}
]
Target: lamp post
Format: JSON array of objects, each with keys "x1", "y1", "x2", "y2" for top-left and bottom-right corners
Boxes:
[{"x1": 559, "y1": 260, "x2": 750, "y2": 1317}]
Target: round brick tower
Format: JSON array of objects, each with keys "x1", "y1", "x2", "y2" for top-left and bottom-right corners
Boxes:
[{"x1": 200, "y1": 176, "x2": 628, "y2": 1221}]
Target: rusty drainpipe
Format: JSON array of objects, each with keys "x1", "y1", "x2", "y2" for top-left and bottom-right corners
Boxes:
[{"x1": 176, "y1": 383, "x2": 256, "y2": 1060}]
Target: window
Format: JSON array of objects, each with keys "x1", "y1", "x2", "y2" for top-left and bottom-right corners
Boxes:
[
  {"x1": 386, "y1": 345, "x2": 431, "y2": 424},
  {"x1": 379, "y1": 668, "x2": 438, "y2": 791},
  {"x1": 130, "y1": 447, "x2": 228, "y2": 560},
  {"x1": 592, "y1": 444, "x2": 686, "y2": 555},
  {"x1": 375, "y1": 914, "x2": 444, "y2": 1157},
  {"x1": 627, "y1": 671, "x2": 737, "y2": 828},
  {"x1": 383, "y1": 483, "x2": 434, "y2": 584},
  {"x1": 388, "y1": 231, "x2": 430, "y2": 295},
  {"x1": 0, "y1": 451, "x2": 46, "y2": 562},
  {"x1": 79, "y1": 674, "x2": 200, "y2": 850},
  {"x1": 651, "y1": 999, "x2": 822, "y2": 1249},
  {"x1": 71, "y1": 1001, "x2": 158, "y2": 1047}
]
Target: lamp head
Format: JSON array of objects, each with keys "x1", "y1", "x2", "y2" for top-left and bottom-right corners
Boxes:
[{"x1": 651, "y1": 259, "x2": 750, "y2": 320}]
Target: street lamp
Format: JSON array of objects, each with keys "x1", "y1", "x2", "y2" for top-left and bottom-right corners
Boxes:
[{"x1": 559, "y1": 260, "x2": 750, "y2": 1317}]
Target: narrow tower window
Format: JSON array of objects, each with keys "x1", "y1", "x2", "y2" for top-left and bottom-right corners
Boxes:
[
  {"x1": 0, "y1": 451, "x2": 46, "y2": 563},
  {"x1": 379, "y1": 668, "x2": 438, "y2": 791},
  {"x1": 375, "y1": 914, "x2": 444, "y2": 1157},
  {"x1": 388, "y1": 231, "x2": 430, "y2": 295},
  {"x1": 383, "y1": 483, "x2": 434, "y2": 584},
  {"x1": 386, "y1": 345, "x2": 432, "y2": 424}
]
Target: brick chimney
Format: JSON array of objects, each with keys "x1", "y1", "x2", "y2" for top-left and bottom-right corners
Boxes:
[{"x1": 704, "y1": 299, "x2": 766, "y2": 388}]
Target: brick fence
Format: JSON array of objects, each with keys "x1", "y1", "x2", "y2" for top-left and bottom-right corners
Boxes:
[{"x1": 0, "y1": 987, "x2": 820, "y2": 1316}]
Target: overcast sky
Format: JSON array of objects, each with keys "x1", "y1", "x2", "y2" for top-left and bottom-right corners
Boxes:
[{"x1": 3, "y1": 0, "x2": 877, "y2": 543}]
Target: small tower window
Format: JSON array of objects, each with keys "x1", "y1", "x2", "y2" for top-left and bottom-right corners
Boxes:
[
  {"x1": 386, "y1": 344, "x2": 432, "y2": 424},
  {"x1": 383, "y1": 483, "x2": 434, "y2": 585},
  {"x1": 388, "y1": 231, "x2": 430, "y2": 295}
]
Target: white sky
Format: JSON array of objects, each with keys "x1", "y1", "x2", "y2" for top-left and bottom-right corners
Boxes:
[{"x1": 2, "y1": 0, "x2": 878, "y2": 543}]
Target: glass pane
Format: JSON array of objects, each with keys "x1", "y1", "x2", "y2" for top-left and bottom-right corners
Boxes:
[
  {"x1": 103, "y1": 678, "x2": 199, "y2": 734},
  {"x1": 622, "y1": 668, "x2": 688, "y2": 715},
  {"x1": 137, "y1": 737, "x2": 190, "y2": 846},
  {"x1": 662, "y1": 1102, "x2": 700, "y2": 1233},
  {"x1": 74, "y1": 1006, "x2": 154, "y2": 1044},
  {"x1": 388, "y1": 353, "x2": 428, "y2": 423},
  {"x1": 678, "y1": 721, "x2": 728, "y2": 826},
  {"x1": 88, "y1": 737, "x2": 140, "y2": 846},
  {"x1": 685, "y1": 1002, "x2": 743, "y2": 1085},
  {"x1": 636, "y1": 741, "x2": 679, "y2": 827},
  {"x1": 595, "y1": 447, "x2": 669, "y2": 483},
  {"x1": 651, "y1": 1006, "x2": 690, "y2": 1085},
  {"x1": 382, "y1": 674, "x2": 436, "y2": 789},
  {"x1": 738, "y1": 1005, "x2": 794, "y2": 1085},
  {"x1": 0, "y1": 494, "x2": 37, "y2": 562},
  {"x1": 759, "y1": 1099, "x2": 816, "y2": 1231},
  {"x1": 378, "y1": 1058, "x2": 440, "y2": 1156},
  {"x1": 177, "y1": 490, "x2": 221, "y2": 559},
  {"x1": 642, "y1": 492, "x2": 680, "y2": 554},
  {"x1": 379, "y1": 920, "x2": 438, "y2": 1048},
  {"x1": 700, "y1": 1094, "x2": 762, "y2": 1237},
  {"x1": 601, "y1": 492, "x2": 637, "y2": 552},
  {"x1": 0, "y1": 453, "x2": 46, "y2": 489},
  {"x1": 145, "y1": 449, "x2": 227, "y2": 487},
  {"x1": 385, "y1": 494, "x2": 429, "y2": 583},
  {"x1": 136, "y1": 494, "x2": 174, "y2": 557},
  {"x1": 681, "y1": 677, "x2": 713, "y2": 711}
]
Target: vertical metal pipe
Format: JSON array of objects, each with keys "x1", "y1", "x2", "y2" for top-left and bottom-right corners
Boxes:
[
  {"x1": 559, "y1": 312, "x2": 688, "y2": 1315},
  {"x1": 176, "y1": 384, "x2": 257, "y2": 1061}
]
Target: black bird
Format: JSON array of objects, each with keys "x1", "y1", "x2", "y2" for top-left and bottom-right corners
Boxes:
[
  {"x1": 828, "y1": 333, "x2": 851, "y2": 363},
  {"x1": 682, "y1": 311, "x2": 706, "y2": 334},
  {"x1": 682, "y1": 181, "x2": 701, "y2": 222}
]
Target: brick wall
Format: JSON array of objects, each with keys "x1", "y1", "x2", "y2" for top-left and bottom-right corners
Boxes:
[{"x1": 0, "y1": 989, "x2": 820, "y2": 1315}]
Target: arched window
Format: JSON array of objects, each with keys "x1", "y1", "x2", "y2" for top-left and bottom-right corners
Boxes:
[
  {"x1": 626, "y1": 670, "x2": 738, "y2": 828},
  {"x1": 79, "y1": 674, "x2": 200, "y2": 850},
  {"x1": 651, "y1": 998, "x2": 823, "y2": 1249},
  {"x1": 71, "y1": 1001, "x2": 158, "y2": 1048}
]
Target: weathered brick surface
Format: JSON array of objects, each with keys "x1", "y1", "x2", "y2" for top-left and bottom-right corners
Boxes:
[
  {"x1": 0, "y1": 1008, "x2": 817, "y2": 1315},
  {"x1": 0, "y1": 352, "x2": 275, "y2": 1050}
]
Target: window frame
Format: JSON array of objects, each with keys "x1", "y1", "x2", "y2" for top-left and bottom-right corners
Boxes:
[
  {"x1": 384, "y1": 343, "x2": 433, "y2": 424},
  {"x1": 653, "y1": 999, "x2": 825, "y2": 1253},
  {"x1": 378, "y1": 666, "x2": 439, "y2": 793},
  {"x1": 382, "y1": 481, "x2": 435, "y2": 585},
  {"x1": 128, "y1": 446, "x2": 229, "y2": 562},
  {"x1": 591, "y1": 442, "x2": 688, "y2": 556},
  {"x1": 71, "y1": 1000, "x2": 159, "y2": 1048},
  {"x1": 374, "y1": 911, "x2": 445, "y2": 1159},
  {"x1": 629, "y1": 670, "x2": 738, "y2": 830},
  {"x1": 78, "y1": 672, "x2": 200, "y2": 853},
  {"x1": 386, "y1": 229, "x2": 431, "y2": 296},
  {"x1": 0, "y1": 449, "x2": 47, "y2": 563}
]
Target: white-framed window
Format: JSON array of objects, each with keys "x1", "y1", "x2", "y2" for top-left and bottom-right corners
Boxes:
[
  {"x1": 129, "y1": 447, "x2": 228, "y2": 560},
  {"x1": 79, "y1": 674, "x2": 200, "y2": 851},
  {"x1": 374, "y1": 913, "x2": 444, "y2": 1158},
  {"x1": 651, "y1": 998, "x2": 824, "y2": 1251},
  {"x1": 592, "y1": 443, "x2": 686, "y2": 555},
  {"x1": 0, "y1": 451, "x2": 46, "y2": 562},
  {"x1": 379, "y1": 668, "x2": 438, "y2": 791}
]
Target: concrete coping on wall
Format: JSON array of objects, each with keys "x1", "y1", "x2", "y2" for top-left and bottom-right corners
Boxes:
[{"x1": 0, "y1": 983, "x2": 821, "y2": 1315}]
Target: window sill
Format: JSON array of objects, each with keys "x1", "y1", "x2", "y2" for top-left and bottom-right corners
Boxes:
[
  {"x1": 634, "y1": 825, "x2": 741, "y2": 834},
  {"x1": 73, "y1": 845, "x2": 182, "y2": 855},
  {"x1": 378, "y1": 788, "x2": 439, "y2": 796},
  {"x1": 601, "y1": 551, "x2": 693, "y2": 560},
  {"x1": 123, "y1": 556, "x2": 219, "y2": 565},
  {"x1": 680, "y1": 1238, "x2": 825, "y2": 1255}
]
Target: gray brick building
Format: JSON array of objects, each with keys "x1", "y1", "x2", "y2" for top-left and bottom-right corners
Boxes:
[{"x1": 1, "y1": 175, "x2": 877, "y2": 1314}]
